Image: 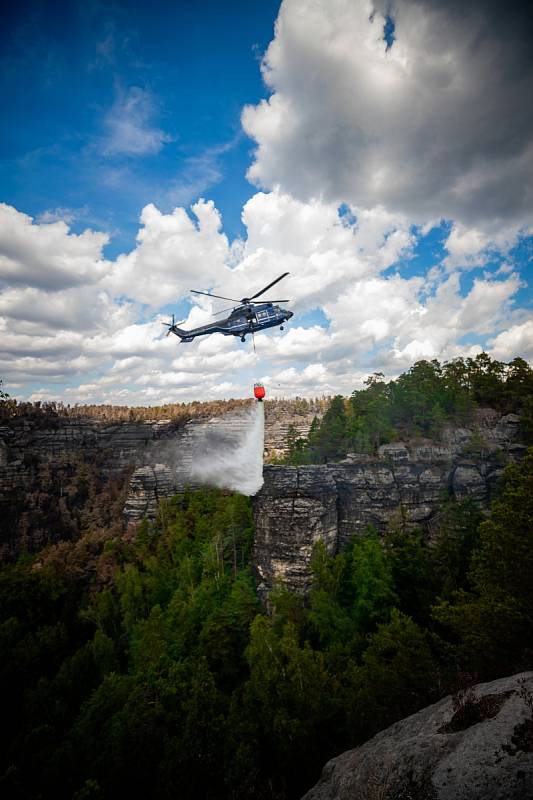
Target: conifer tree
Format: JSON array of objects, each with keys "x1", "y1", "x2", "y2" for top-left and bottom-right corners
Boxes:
[{"x1": 433, "y1": 449, "x2": 533, "y2": 675}]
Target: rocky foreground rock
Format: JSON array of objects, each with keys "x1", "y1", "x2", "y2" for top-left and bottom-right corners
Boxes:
[{"x1": 302, "y1": 671, "x2": 533, "y2": 800}]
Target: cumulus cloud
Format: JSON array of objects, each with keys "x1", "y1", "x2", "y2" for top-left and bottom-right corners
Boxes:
[
  {"x1": 444, "y1": 222, "x2": 531, "y2": 270},
  {"x1": 0, "y1": 204, "x2": 110, "y2": 291},
  {"x1": 214, "y1": 190, "x2": 413, "y2": 315},
  {"x1": 488, "y1": 320, "x2": 533, "y2": 362},
  {"x1": 107, "y1": 200, "x2": 230, "y2": 307},
  {"x1": 385, "y1": 271, "x2": 525, "y2": 370},
  {"x1": 0, "y1": 199, "x2": 260, "y2": 401},
  {"x1": 260, "y1": 269, "x2": 527, "y2": 385},
  {"x1": 261, "y1": 360, "x2": 371, "y2": 398},
  {"x1": 0, "y1": 188, "x2": 530, "y2": 402},
  {"x1": 242, "y1": 0, "x2": 533, "y2": 230}
]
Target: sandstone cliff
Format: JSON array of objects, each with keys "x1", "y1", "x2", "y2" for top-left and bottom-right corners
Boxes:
[
  {"x1": 252, "y1": 411, "x2": 524, "y2": 600},
  {"x1": 0, "y1": 404, "x2": 524, "y2": 577},
  {"x1": 0, "y1": 405, "x2": 261, "y2": 558},
  {"x1": 302, "y1": 671, "x2": 533, "y2": 800},
  {"x1": 0, "y1": 415, "x2": 183, "y2": 559},
  {"x1": 263, "y1": 398, "x2": 326, "y2": 460}
]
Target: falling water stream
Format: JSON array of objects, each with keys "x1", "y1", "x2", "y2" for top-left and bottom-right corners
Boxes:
[{"x1": 188, "y1": 402, "x2": 265, "y2": 495}]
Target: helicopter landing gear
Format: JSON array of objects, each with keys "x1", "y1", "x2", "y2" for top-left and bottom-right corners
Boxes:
[
  {"x1": 280, "y1": 325, "x2": 284, "y2": 330},
  {"x1": 240, "y1": 335, "x2": 246, "y2": 343}
]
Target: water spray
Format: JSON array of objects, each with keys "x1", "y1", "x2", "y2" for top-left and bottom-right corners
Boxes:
[{"x1": 188, "y1": 401, "x2": 265, "y2": 496}]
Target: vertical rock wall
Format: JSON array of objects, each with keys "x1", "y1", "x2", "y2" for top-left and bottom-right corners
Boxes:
[
  {"x1": 252, "y1": 424, "x2": 526, "y2": 600},
  {"x1": 0, "y1": 407, "x2": 260, "y2": 559},
  {"x1": 252, "y1": 467, "x2": 338, "y2": 602}
]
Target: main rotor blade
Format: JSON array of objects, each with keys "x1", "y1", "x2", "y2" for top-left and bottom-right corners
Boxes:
[
  {"x1": 191, "y1": 289, "x2": 240, "y2": 302},
  {"x1": 212, "y1": 305, "x2": 235, "y2": 316},
  {"x1": 248, "y1": 272, "x2": 289, "y2": 301},
  {"x1": 249, "y1": 299, "x2": 289, "y2": 304}
]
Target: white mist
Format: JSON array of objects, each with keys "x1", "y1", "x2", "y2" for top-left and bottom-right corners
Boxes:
[{"x1": 188, "y1": 402, "x2": 265, "y2": 496}]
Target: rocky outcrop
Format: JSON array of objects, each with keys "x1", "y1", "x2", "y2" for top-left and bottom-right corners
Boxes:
[
  {"x1": 263, "y1": 401, "x2": 324, "y2": 461},
  {"x1": 122, "y1": 464, "x2": 179, "y2": 524},
  {"x1": 252, "y1": 467, "x2": 339, "y2": 597},
  {"x1": 0, "y1": 416, "x2": 185, "y2": 559},
  {"x1": 253, "y1": 414, "x2": 525, "y2": 600},
  {"x1": 0, "y1": 405, "x2": 525, "y2": 569},
  {"x1": 0, "y1": 408, "x2": 258, "y2": 558},
  {"x1": 302, "y1": 671, "x2": 533, "y2": 800}
]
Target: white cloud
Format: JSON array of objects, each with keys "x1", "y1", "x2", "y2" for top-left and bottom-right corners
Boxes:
[
  {"x1": 0, "y1": 286, "x2": 131, "y2": 332},
  {"x1": 0, "y1": 187, "x2": 530, "y2": 403},
  {"x1": 262, "y1": 361, "x2": 365, "y2": 398},
  {"x1": 374, "y1": 271, "x2": 524, "y2": 369},
  {"x1": 0, "y1": 203, "x2": 110, "y2": 290},
  {"x1": 213, "y1": 190, "x2": 413, "y2": 316},
  {"x1": 444, "y1": 222, "x2": 530, "y2": 270},
  {"x1": 107, "y1": 200, "x2": 230, "y2": 307},
  {"x1": 242, "y1": 0, "x2": 533, "y2": 230},
  {"x1": 488, "y1": 320, "x2": 533, "y2": 362},
  {"x1": 100, "y1": 86, "x2": 172, "y2": 157}
]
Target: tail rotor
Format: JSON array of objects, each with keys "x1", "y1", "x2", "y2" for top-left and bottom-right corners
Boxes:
[{"x1": 162, "y1": 314, "x2": 185, "y2": 337}]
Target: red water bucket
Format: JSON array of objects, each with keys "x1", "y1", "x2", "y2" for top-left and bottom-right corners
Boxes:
[{"x1": 253, "y1": 382, "x2": 266, "y2": 401}]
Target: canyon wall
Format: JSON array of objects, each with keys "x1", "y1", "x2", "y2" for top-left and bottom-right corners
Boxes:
[
  {"x1": 0, "y1": 405, "x2": 526, "y2": 600},
  {"x1": 0, "y1": 409, "x2": 256, "y2": 559},
  {"x1": 252, "y1": 412, "x2": 525, "y2": 600}
]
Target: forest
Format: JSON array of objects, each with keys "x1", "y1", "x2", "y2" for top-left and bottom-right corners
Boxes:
[
  {"x1": 1, "y1": 449, "x2": 532, "y2": 800},
  {"x1": 0, "y1": 382, "x2": 325, "y2": 426},
  {"x1": 279, "y1": 354, "x2": 533, "y2": 464},
  {"x1": 1, "y1": 355, "x2": 532, "y2": 799}
]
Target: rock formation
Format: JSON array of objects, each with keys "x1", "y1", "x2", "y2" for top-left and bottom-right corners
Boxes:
[
  {"x1": 0, "y1": 415, "x2": 183, "y2": 559},
  {"x1": 0, "y1": 409, "x2": 256, "y2": 558},
  {"x1": 0, "y1": 404, "x2": 525, "y2": 576},
  {"x1": 252, "y1": 412, "x2": 525, "y2": 600},
  {"x1": 302, "y1": 671, "x2": 533, "y2": 800},
  {"x1": 263, "y1": 399, "x2": 325, "y2": 461}
]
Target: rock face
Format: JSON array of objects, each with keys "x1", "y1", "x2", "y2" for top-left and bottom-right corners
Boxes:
[
  {"x1": 252, "y1": 467, "x2": 339, "y2": 598},
  {"x1": 0, "y1": 416, "x2": 184, "y2": 559},
  {"x1": 302, "y1": 671, "x2": 533, "y2": 800},
  {"x1": 252, "y1": 417, "x2": 525, "y2": 600},
  {"x1": 263, "y1": 400, "x2": 325, "y2": 461},
  {"x1": 0, "y1": 406, "x2": 525, "y2": 569},
  {"x1": 122, "y1": 464, "x2": 179, "y2": 524},
  {"x1": 0, "y1": 408, "x2": 260, "y2": 559}
]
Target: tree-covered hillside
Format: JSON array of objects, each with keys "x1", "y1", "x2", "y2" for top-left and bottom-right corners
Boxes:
[
  {"x1": 1, "y1": 451, "x2": 532, "y2": 800},
  {"x1": 280, "y1": 354, "x2": 533, "y2": 464}
]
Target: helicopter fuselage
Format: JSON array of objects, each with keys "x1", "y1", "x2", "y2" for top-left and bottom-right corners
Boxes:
[{"x1": 170, "y1": 303, "x2": 293, "y2": 343}]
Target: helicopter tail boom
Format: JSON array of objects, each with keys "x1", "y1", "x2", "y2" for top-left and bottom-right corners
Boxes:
[{"x1": 169, "y1": 327, "x2": 195, "y2": 343}]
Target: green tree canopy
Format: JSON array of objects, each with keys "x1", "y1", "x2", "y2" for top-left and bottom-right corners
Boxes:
[{"x1": 433, "y1": 449, "x2": 533, "y2": 675}]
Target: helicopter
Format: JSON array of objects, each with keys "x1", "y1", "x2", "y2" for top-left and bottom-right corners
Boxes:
[{"x1": 162, "y1": 272, "x2": 293, "y2": 344}]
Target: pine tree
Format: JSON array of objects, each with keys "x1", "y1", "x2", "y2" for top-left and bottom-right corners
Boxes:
[{"x1": 433, "y1": 449, "x2": 533, "y2": 675}]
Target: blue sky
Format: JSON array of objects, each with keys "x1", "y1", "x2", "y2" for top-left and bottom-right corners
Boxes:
[
  {"x1": 1, "y1": 0, "x2": 532, "y2": 403},
  {"x1": 1, "y1": 0, "x2": 279, "y2": 250}
]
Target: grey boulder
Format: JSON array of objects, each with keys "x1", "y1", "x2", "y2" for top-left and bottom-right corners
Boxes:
[{"x1": 302, "y1": 672, "x2": 533, "y2": 800}]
